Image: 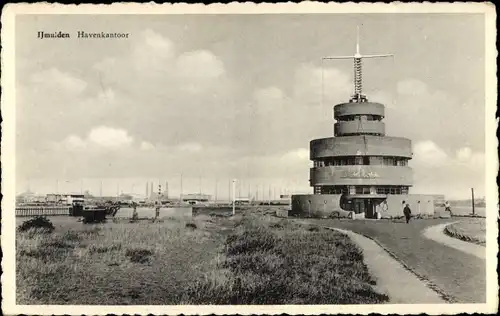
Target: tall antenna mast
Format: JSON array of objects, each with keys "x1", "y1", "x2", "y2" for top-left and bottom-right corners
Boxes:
[{"x1": 322, "y1": 25, "x2": 393, "y2": 103}]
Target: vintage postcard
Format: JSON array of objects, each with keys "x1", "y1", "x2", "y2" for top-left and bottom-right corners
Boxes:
[{"x1": 1, "y1": 2, "x2": 497, "y2": 315}]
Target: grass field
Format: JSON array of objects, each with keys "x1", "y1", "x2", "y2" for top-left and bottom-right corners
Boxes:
[
  {"x1": 444, "y1": 218, "x2": 486, "y2": 246},
  {"x1": 308, "y1": 218, "x2": 486, "y2": 303},
  {"x1": 16, "y1": 215, "x2": 230, "y2": 304},
  {"x1": 16, "y1": 210, "x2": 388, "y2": 305}
]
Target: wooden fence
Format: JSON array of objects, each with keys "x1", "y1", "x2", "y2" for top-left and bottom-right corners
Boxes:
[{"x1": 16, "y1": 207, "x2": 70, "y2": 217}]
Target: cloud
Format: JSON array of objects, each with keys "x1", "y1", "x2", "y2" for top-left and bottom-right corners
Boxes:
[
  {"x1": 411, "y1": 140, "x2": 485, "y2": 198},
  {"x1": 252, "y1": 86, "x2": 286, "y2": 114},
  {"x1": 293, "y1": 63, "x2": 352, "y2": 106},
  {"x1": 30, "y1": 68, "x2": 87, "y2": 95},
  {"x1": 87, "y1": 126, "x2": 133, "y2": 148},
  {"x1": 384, "y1": 78, "x2": 484, "y2": 155},
  {"x1": 140, "y1": 141, "x2": 155, "y2": 151},
  {"x1": 456, "y1": 147, "x2": 472, "y2": 162},
  {"x1": 397, "y1": 78, "x2": 429, "y2": 96},
  {"x1": 62, "y1": 135, "x2": 87, "y2": 150},
  {"x1": 178, "y1": 142, "x2": 203, "y2": 153},
  {"x1": 413, "y1": 140, "x2": 448, "y2": 166},
  {"x1": 176, "y1": 50, "x2": 225, "y2": 79},
  {"x1": 131, "y1": 29, "x2": 176, "y2": 72},
  {"x1": 282, "y1": 148, "x2": 309, "y2": 161},
  {"x1": 55, "y1": 126, "x2": 134, "y2": 151}
]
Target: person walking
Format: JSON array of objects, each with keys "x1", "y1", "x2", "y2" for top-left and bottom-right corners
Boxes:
[
  {"x1": 444, "y1": 201, "x2": 453, "y2": 216},
  {"x1": 403, "y1": 203, "x2": 412, "y2": 224}
]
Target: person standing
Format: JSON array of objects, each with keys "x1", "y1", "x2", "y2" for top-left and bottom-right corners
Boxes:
[{"x1": 403, "y1": 203, "x2": 412, "y2": 223}]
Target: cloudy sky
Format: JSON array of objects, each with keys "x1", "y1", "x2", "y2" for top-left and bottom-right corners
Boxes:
[{"x1": 16, "y1": 13, "x2": 486, "y2": 199}]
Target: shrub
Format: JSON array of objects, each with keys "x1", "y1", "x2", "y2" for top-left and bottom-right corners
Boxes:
[
  {"x1": 62, "y1": 231, "x2": 81, "y2": 242},
  {"x1": 186, "y1": 223, "x2": 197, "y2": 229},
  {"x1": 307, "y1": 226, "x2": 320, "y2": 232},
  {"x1": 88, "y1": 244, "x2": 122, "y2": 254},
  {"x1": 125, "y1": 248, "x2": 153, "y2": 264},
  {"x1": 18, "y1": 216, "x2": 55, "y2": 233},
  {"x1": 226, "y1": 230, "x2": 279, "y2": 256}
]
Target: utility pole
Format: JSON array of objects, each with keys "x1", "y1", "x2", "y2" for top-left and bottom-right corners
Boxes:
[
  {"x1": 471, "y1": 188, "x2": 475, "y2": 216},
  {"x1": 215, "y1": 178, "x2": 218, "y2": 204},
  {"x1": 199, "y1": 176, "x2": 202, "y2": 195},
  {"x1": 156, "y1": 184, "x2": 161, "y2": 219},
  {"x1": 165, "y1": 180, "x2": 168, "y2": 199},
  {"x1": 232, "y1": 179, "x2": 236, "y2": 216},
  {"x1": 268, "y1": 185, "x2": 271, "y2": 205},
  {"x1": 180, "y1": 174, "x2": 183, "y2": 204}
]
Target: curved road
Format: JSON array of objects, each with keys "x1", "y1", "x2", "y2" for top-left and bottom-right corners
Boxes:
[
  {"x1": 329, "y1": 227, "x2": 445, "y2": 303},
  {"x1": 422, "y1": 222, "x2": 486, "y2": 260},
  {"x1": 310, "y1": 218, "x2": 486, "y2": 303}
]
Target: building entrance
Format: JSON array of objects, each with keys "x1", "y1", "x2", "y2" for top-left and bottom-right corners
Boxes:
[{"x1": 352, "y1": 198, "x2": 376, "y2": 219}]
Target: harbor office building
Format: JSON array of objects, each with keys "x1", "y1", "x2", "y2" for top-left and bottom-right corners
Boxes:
[{"x1": 291, "y1": 45, "x2": 435, "y2": 219}]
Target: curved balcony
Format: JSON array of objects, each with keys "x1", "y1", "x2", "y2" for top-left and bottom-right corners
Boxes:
[
  {"x1": 310, "y1": 165, "x2": 413, "y2": 186},
  {"x1": 310, "y1": 135, "x2": 413, "y2": 159},
  {"x1": 334, "y1": 120, "x2": 385, "y2": 136},
  {"x1": 334, "y1": 102, "x2": 385, "y2": 119}
]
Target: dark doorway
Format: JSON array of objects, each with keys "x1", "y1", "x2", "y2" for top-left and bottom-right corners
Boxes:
[{"x1": 365, "y1": 199, "x2": 375, "y2": 218}]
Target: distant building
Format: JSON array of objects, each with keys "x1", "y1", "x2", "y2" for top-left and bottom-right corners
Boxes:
[
  {"x1": 16, "y1": 190, "x2": 40, "y2": 204},
  {"x1": 46, "y1": 193, "x2": 84, "y2": 205},
  {"x1": 182, "y1": 193, "x2": 211, "y2": 205},
  {"x1": 234, "y1": 197, "x2": 250, "y2": 205}
]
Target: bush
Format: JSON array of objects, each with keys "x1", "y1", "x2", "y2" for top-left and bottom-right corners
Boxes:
[
  {"x1": 186, "y1": 223, "x2": 197, "y2": 229},
  {"x1": 88, "y1": 244, "x2": 122, "y2": 254},
  {"x1": 126, "y1": 248, "x2": 153, "y2": 264},
  {"x1": 18, "y1": 216, "x2": 55, "y2": 233},
  {"x1": 307, "y1": 226, "x2": 320, "y2": 232}
]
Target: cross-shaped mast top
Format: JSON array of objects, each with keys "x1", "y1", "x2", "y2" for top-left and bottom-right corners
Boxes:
[{"x1": 322, "y1": 26, "x2": 393, "y2": 103}]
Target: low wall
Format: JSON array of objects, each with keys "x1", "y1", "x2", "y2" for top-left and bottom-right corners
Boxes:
[
  {"x1": 116, "y1": 207, "x2": 193, "y2": 219},
  {"x1": 291, "y1": 194, "x2": 347, "y2": 218},
  {"x1": 291, "y1": 194, "x2": 435, "y2": 218},
  {"x1": 379, "y1": 195, "x2": 435, "y2": 218}
]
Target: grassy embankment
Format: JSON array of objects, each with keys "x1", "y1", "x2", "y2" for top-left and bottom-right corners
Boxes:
[
  {"x1": 444, "y1": 218, "x2": 486, "y2": 246},
  {"x1": 17, "y1": 211, "x2": 388, "y2": 305}
]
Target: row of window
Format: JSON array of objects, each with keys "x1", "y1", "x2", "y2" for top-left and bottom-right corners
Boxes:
[
  {"x1": 338, "y1": 114, "x2": 383, "y2": 122},
  {"x1": 313, "y1": 156, "x2": 409, "y2": 167},
  {"x1": 318, "y1": 186, "x2": 409, "y2": 195}
]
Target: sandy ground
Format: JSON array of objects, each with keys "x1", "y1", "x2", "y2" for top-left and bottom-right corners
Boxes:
[
  {"x1": 329, "y1": 227, "x2": 445, "y2": 304},
  {"x1": 423, "y1": 222, "x2": 486, "y2": 260}
]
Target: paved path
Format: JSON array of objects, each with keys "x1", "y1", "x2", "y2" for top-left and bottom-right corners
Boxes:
[
  {"x1": 329, "y1": 227, "x2": 445, "y2": 304},
  {"x1": 422, "y1": 222, "x2": 486, "y2": 260}
]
